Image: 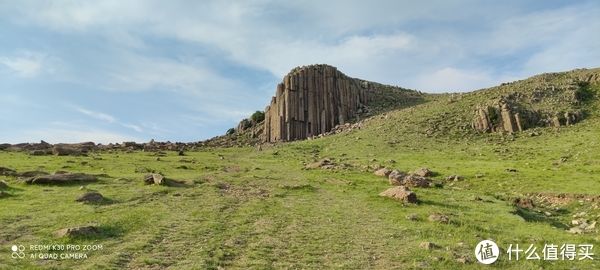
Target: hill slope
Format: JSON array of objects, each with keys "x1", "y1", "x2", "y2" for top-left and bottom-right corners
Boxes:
[{"x1": 1, "y1": 67, "x2": 600, "y2": 269}]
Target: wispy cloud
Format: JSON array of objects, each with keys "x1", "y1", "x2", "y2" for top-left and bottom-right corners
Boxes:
[
  {"x1": 73, "y1": 106, "x2": 144, "y2": 133},
  {"x1": 0, "y1": 0, "x2": 598, "y2": 143},
  {"x1": 75, "y1": 107, "x2": 116, "y2": 123},
  {"x1": 0, "y1": 53, "x2": 44, "y2": 77}
]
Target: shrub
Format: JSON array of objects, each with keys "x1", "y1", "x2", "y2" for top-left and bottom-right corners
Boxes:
[{"x1": 250, "y1": 111, "x2": 265, "y2": 123}]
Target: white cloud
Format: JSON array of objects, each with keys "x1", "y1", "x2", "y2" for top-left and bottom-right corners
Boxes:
[
  {"x1": 75, "y1": 107, "x2": 116, "y2": 123},
  {"x1": 5, "y1": 1, "x2": 599, "y2": 92},
  {"x1": 74, "y1": 106, "x2": 144, "y2": 133},
  {"x1": 0, "y1": 54, "x2": 44, "y2": 77}
]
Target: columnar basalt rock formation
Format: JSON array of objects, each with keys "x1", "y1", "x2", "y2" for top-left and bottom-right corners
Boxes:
[{"x1": 263, "y1": 65, "x2": 371, "y2": 142}]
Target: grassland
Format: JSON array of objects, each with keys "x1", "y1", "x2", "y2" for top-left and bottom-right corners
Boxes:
[{"x1": 1, "y1": 72, "x2": 600, "y2": 269}]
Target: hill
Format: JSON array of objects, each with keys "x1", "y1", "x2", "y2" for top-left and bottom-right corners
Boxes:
[{"x1": 1, "y1": 66, "x2": 600, "y2": 269}]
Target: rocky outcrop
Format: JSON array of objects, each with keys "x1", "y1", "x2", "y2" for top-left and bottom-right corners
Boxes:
[
  {"x1": 263, "y1": 65, "x2": 369, "y2": 142},
  {"x1": 472, "y1": 97, "x2": 584, "y2": 133},
  {"x1": 263, "y1": 64, "x2": 422, "y2": 142}
]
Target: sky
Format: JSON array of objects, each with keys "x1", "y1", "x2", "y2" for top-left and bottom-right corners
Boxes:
[{"x1": 0, "y1": 0, "x2": 599, "y2": 144}]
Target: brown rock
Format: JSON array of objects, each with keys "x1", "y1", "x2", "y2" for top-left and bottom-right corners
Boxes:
[
  {"x1": 388, "y1": 170, "x2": 406, "y2": 185},
  {"x1": 374, "y1": 168, "x2": 392, "y2": 177},
  {"x1": 54, "y1": 226, "x2": 100, "y2": 238},
  {"x1": 513, "y1": 197, "x2": 534, "y2": 209},
  {"x1": 379, "y1": 186, "x2": 418, "y2": 203},
  {"x1": 413, "y1": 168, "x2": 434, "y2": 177},
  {"x1": 25, "y1": 173, "x2": 97, "y2": 184},
  {"x1": 403, "y1": 174, "x2": 433, "y2": 188},
  {"x1": 428, "y1": 213, "x2": 449, "y2": 224},
  {"x1": 305, "y1": 158, "x2": 335, "y2": 169},
  {"x1": 445, "y1": 175, "x2": 464, "y2": 181},
  {"x1": 144, "y1": 173, "x2": 165, "y2": 185}
]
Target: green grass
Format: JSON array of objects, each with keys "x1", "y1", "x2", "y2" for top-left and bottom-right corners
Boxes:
[{"x1": 1, "y1": 70, "x2": 600, "y2": 269}]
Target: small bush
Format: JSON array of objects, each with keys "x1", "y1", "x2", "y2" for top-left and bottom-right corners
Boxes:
[{"x1": 250, "y1": 111, "x2": 265, "y2": 123}]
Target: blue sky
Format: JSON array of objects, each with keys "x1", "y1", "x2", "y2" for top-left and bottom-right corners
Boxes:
[{"x1": 0, "y1": 0, "x2": 599, "y2": 143}]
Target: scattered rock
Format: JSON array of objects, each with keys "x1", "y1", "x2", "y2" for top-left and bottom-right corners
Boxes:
[
  {"x1": 513, "y1": 197, "x2": 534, "y2": 209},
  {"x1": 445, "y1": 175, "x2": 464, "y2": 181},
  {"x1": 388, "y1": 170, "x2": 406, "y2": 185},
  {"x1": 568, "y1": 227, "x2": 584, "y2": 234},
  {"x1": 419, "y1": 242, "x2": 439, "y2": 250},
  {"x1": 455, "y1": 256, "x2": 471, "y2": 264},
  {"x1": 0, "y1": 167, "x2": 16, "y2": 176},
  {"x1": 54, "y1": 226, "x2": 100, "y2": 238},
  {"x1": 413, "y1": 168, "x2": 434, "y2": 177},
  {"x1": 428, "y1": 213, "x2": 450, "y2": 224},
  {"x1": 403, "y1": 174, "x2": 433, "y2": 188},
  {"x1": 144, "y1": 173, "x2": 165, "y2": 185},
  {"x1": 0, "y1": 180, "x2": 8, "y2": 189},
  {"x1": 305, "y1": 158, "x2": 336, "y2": 169},
  {"x1": 25, "y1": 173, "x2": 98, "y2": 184},
  {"x1": 374, "y1": 168, "x2": 392, "y2": 177},
  {"x1": 75, "y1": 192, "x2": 105, "y2": 203},
  {"x1": 379, "y1": 186, "x2": 418, "y2": 203},
  {"x1": 406, "y1": 213, "x2": 419, "y2": 221}
]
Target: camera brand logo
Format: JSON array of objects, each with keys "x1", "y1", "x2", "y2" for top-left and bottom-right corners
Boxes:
[
  {"x1": 475, "y1": 240, "x2": 499, "y2": 264},
  {"x1": 11, "y1": 245, "x2": 25, "y2": 259}
]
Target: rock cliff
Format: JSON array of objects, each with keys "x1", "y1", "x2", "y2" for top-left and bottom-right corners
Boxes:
[{"x1": 263, "y1": 64, "x2": 421, "y2": 142}]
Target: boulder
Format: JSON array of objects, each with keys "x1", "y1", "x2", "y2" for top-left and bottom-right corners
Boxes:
[
  {"x1": 54, "y1": 226, "x2": 100, "y2": 238},
  {"x1": 388, "y1": 170, "x2": 406, "y2": 185},
  {"x1": 379, "y1": 186, "x2": 418, "y2": 203},
  {"x1": 403, "y1": 174, "x2": 433, "y2": 188},
  {"x1": 413, "y1": 167, "x2": 434, "y2": 177},
  {"x1": 428, "y1": 213, "x2": 450, "y2": 224},
  {"x1": 513, "y1": 197, "x2": 534, "y2": 209},
  {"x1": 75, "y1": 192, "x2": 105, "y2": 203},
  {"x1": 374, "y1": 168, "x2": 392, "y2": 177},
  {"x1": 144, "y1": 173, "x2": 165, "y2": 185},
  {"x1": 25, "y1": 173, "x2": 98, "y2": 184}
]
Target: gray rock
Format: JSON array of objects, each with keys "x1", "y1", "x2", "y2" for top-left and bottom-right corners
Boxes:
[
  {"x1": 75, "y1": 192, "x2": 105, "y2": 203},
  {"x1": 25, "y1": 173, "x2": 97, "y2": 184}
]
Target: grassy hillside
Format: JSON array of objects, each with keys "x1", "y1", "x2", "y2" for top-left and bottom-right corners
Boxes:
[{"x1": 1, "y1": 68, "x2": 600, "y2": 269}]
